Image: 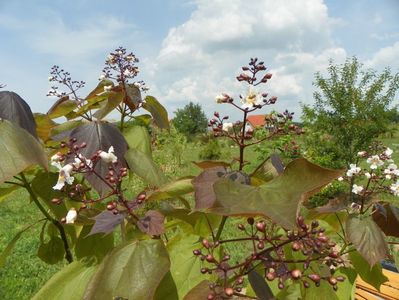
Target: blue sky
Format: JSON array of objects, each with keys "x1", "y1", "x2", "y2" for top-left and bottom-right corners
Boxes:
[{"x1": 0, "y1": 0, "x2": 398, "y2": 120}]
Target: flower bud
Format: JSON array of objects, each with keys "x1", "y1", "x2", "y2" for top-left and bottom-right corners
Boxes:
[
  {"x1": 224, "y1": 287, "x2": 234, "y2": 297},
  {"x1": 291, "y1": 269, "x2": 302, "y2": 279}
]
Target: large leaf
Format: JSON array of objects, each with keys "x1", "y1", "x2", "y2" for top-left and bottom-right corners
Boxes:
[
  {"x1": 83, "y1": 239, "x2": 170, "y2": 300},
  {"x1": 167, "y1": 234, "x2": 206, "y2": 298},
  {"x1": 193, "y1": 167, "x2": 227, "y2": 209},
  {"x1": 37, "y1": 237, "x2": 65, "y2": 265},
  {"x1": 147, "y1": 177, "x2": 194, "y2": 201},
  {"x1": 209, "y1": 158, "x2": 342, "y2": 229},
  {"x1": 123, "y1": 125, "x2": 151, "y2": 155},
  {"x1": 125, "y1": 148, "x2": 166, "y2": 187},
  {"x1": 47, "y1": 96, "x2": 78, "y2": 119},
  {"x1": 34, "y1": 113, "x2": 57, "y2": 142},
  {"x1": 334, "y1": 267, "x2": 357, "y2": 300},
  {"x1": 346, "y1": 214, "x2": 389, "y2": 266},
  {"x1": 69, "y1": 121, "x2": 128, "y2": 195},
  {"x1": 0, "y1": 120, "x2": 48, "y2": 184},
  {"x1": 300, "y1": 280, "x2": 338, "y2": 300},
  {"x1": 143, "y1": 96, "x2": 169, "y2": 129},
  {"x1": 85, "y1": 79, "x2": 114, "y2": 100},
  {"x1": 88, "y1": 210, "x2": 124, "y2": 236},
  {"x1": 32, "y1": 261, "x2": 98, "y2": 300},
  {"x1": 124, "y1": 84, "x2": 142, "y2": 111},
  {"x1": 0, "y1": 184, "x2": 20, "y2": 202},
  {"x1": 193, "y1": 160, "x2": 231, "y2": 169},
  {"x1": 372, "y1": 203, "x2": 399, "y2": 238},
  {"x1": 137, "y1": 210, "x2": 165, "y2": 236},
  {"x1": 0, "y1": 91, "x2": 37, "y2": 138},
  {"x1": 93, "y1": 91, "x2": 123, "y2": 120},
  {"x1": 349, "y1": 251, "x2": 388, "y2": 291},
  {"x1": 183, "y1": 280, "x2": 212, "y2": 300}
]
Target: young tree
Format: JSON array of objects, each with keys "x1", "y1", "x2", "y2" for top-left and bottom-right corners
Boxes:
[
  {"x1": 172, "y1": 102, "x2": 208, "y2": 138},
  {"x1": 302, "y1": 57, "x2": 399, "y2": 168}
]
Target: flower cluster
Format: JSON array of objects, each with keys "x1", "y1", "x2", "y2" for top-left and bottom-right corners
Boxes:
[
  {"x1": 338, "y1": 147, "x2": 399, "y2": 197},
  {"x1": 194, "y1": 217, "x2": 345, "y2": 299},
  {"x1": 47, "y1": 66, "x2": 85, "y2": 98}
]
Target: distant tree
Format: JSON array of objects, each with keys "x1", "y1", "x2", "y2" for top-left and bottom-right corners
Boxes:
[
  {"x1": 302, "y1": 57, "x2": 399, "y2": 168},
  {"x1": 172, "y1": 102, "x2": 208, "y2": 138}
]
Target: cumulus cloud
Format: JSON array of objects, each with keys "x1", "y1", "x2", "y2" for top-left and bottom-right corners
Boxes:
[
  {"x1": 147, "y1": 0, "x2": 346, "y2": 119},
  {"x1": 365, "y1": 42, "x2": 399, "y2": 70}
]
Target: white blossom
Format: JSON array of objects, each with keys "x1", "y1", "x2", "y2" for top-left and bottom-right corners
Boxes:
[
  {"x1": 337, "y1": 177, "x2": 344, "y2": 181},
  {"x1": 222, "y1": 122, "x2": 233, "y2": 132},
  {"x1": 133, "y1": 82, "x2": 141, "y2": 89},
  {"x1": 65, "y1": 208, "x2": 77, "y2": 224},
  {"x1": 123, "y1": 69, "x2": 132, "y2": 77},
  {"x1": 99, "y1": 73, "x2": 106, "y2": 80},
  {"x1": 366, "y1": 155, "x2": 384, "y2": 169},
  {"x1": 241, "y1": 86, "x2": 263, "y2": 109},
  {"x1": 365, "y1": 172, "x2": 371, "y2": 179},
  {"x1": 390, "y1": 182, "x2": 399, "y2": 196},
  {"x1": 53, "y1": 164, "x2": 74, "y2": 190},
  {"x1": 384, "y1": 163, "x2": 398, "y2": 175},
  {"x1": 48, "y1": 76, "x2": 54, "y2": 81},
  {"x1": 352, "y1": 184, "x2": 364, "y2": 195},
  {"x1": 215, "y1": 94, "x2": 226, "y2": 104},
  {"x1": 72, "y1": 154, "x2": 92, "y2": 169},
  {"x1": 386, "y1": 174, "x2": 392, "y2": 180},
  {"x1": 50, "y1": 152, "x2": 63, "y2": 169},
  {"x1": 357, "y1": 151, "x2": 366, "y2": 157},
  {"x1": 346, "y1": 164, "x2": 361, "y2": 177},
  {"x1": 107, "y1": 54, "x2": 115, "y2": 63},
  {"x1": 99, "y1": 146, "x2": 118, "y2": 164},
  {"x1": 385, "y1": 148, "x2": 393, "y2": 157}
]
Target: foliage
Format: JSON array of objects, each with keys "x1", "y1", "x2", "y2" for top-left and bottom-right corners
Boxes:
[
  {"x1": 302, "y1": 57, "x2": 399, "y2": 168},
  {"x1": 1, "y1": 52, "x2": 399, "y2": 300},
  {"x1": 199, "y1": 139, "x2": 222, "y2": 160},
  {"x1": 172, "y1": 102, "x2": 208, "y2": 138}
]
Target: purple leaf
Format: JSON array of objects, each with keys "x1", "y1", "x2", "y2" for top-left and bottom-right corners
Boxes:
[
  {"x1": 193, "y1": 167, "x2": 226, "y2": 209},
  {"x1": 137, "y1": 210, "x2": 165, "y2": 236},
  {"x1": 89, "y1": 211, "x2": 124, "y2": 236}
]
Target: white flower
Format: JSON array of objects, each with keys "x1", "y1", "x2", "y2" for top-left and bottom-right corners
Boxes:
[
  {"x1": 50, "y1": 152, "x2": 63, "y2": 169},
  {"x1": 222, "y1": 122, "x2": 233, "y2": 132},
  {"x1": 352, "y1": 184, "x2": 364, "y2": 195},
  {"x1": 386, "y1": 174, "x2": 392, "y2": 180},
  {"x1": 366, "y1": 155, "x2": 384, "y2": 169},
  {"x1": 99, "y1": 74, "x2": 106, "y2": 80},
  {"x1": 65, "y1": 208, "x2": 77, "y2": 224},
  {"x1": 133, "y1": 82, "x2": 141, "y2": 89},
  {"x1": 48, "y1": 76, "x2": 54, "y2": 81},
  {"x1": 53, "y1": 164, "x2": 74, "y2": 190},
  {"x1": 123, "y1": 69, "x2": 131, "y2": 77},
  {"x1": 390, "y1": 182, "x2": 399, "y2": 196},
  {"x1": 72, "y1": 154, "x2": 93, "y2": 169},
  {"x1": 357, "y1": 151, "x2": 366, "y2": 157},
  {"x1": 384, "y1": 163, "x2": 398, "y2": 175},
  {"x1": 385, "y1": 148, "x2": 393, "y2": 157},
  {"x1": 126, "y1": 55, "x2": 134, "y2": 61},
  {"x1": 99, "y1": 146, "x2": 118, "y2": 164},
  {"x1": 107, "y1": 54, "x2": 115, "y2": 63},
  {"x1": 365, "y1": 172, "x2": 371, "y2": 179},
  {"x1": 104, "y1": 85, "x2": 112, "y2": 92},
  {"x1": 241, "y1": 86, "x2": 263, "y2": 109},
  {"x1": 337, "y1": 177, "x2": 344, "y2": 181},
  {"x1": 215, "y1": 94, "x2": 226, "y2": 104},
  {"x1": 346, "y1": 164, "x2": 361, "y2": 177}
]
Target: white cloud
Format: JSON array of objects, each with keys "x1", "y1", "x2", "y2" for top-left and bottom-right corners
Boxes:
[
  {"x1": 365, "y1": 42, "x2": 399, "y2": 70},
  {"x1": 147, "y1": 0, "x2": 346, "y2": 119}
]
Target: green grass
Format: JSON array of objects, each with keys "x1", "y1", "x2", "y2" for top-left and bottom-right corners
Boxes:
[{"x1": 1, "y1": 131, "x2": 398, "y2": 299}]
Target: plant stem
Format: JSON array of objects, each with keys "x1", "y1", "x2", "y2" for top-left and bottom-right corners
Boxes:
[
  {"x1": 20, "y1": 173, "x2": 73, "y2": 263},
  {"x1": 215, "y1": 216, "x2": 228, "y2": 241}
]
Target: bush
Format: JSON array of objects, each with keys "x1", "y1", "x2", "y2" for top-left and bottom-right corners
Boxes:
[{"x1": 199, "y1": 139, "x2": 222, "y2": 160}]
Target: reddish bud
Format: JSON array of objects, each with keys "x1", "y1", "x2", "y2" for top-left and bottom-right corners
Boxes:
[
  {"x1": 266, "y1": 272, "x2": 276, "y2": 281},
  {"x1": 247, "y1": 217, "x2": 254, "y2": 225},
  {"x1": 224, "y1": 287, "x2": 234, "y2": 297},
  {"x1": 257, "y1": 241, "x2": 265, "y2": 249},
  {"x1": 201, "y1": 267, "x2": 208, "y2": 274},
  {"x1": 291, "y1": 269, "x2": 302, "y2": 279},
  {"x1": 193, "y1": 249, "x2": 201, "y2": 256},
  {"x1": 202, "y1": 239, "x2": 210, "y2": 249},
  {"x1": 328, "y1": 277, "x2": 337, "y2": 286},
  {"x1": 308, "y1": 274, "x2": 320, "y2": 283},
  {"x1": 80, "y1": 142, "x2": 87, "y2": 148},
  {"x1": 206, "y1": 254, "x2": 215, "y2": 263},
  {"x1": 336, "y1": 276, "x2": 345, "y2": 282},
  {"x1": 238, "y1": 224, "x2": 245, "y2": 230},
  {"x1": 292, "y1": 241, "x2": 301, "y2": 251},
  {"x1": 51, "y1": 198, "x2": 62, "y2": 205}
]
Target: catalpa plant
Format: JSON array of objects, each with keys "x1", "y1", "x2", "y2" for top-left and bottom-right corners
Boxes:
[{"x1": 1, "y1": 51, "x2": 399, "y2": 300}]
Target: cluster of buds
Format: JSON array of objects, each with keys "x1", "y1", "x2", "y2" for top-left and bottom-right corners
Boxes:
[
  {"x1": 194, "y1": 217, "x2": 345, "y2": 299},
  {"x1": 338, "y1": 146, "x2": 399, "y2": 198},
  {"x1": 47, "y1": 65, "x2": 85, "y2": 98},
  {"x1": 101, "y1": 47, "x2": 148, "y2": 91},
  {"x1": 236, "y1": 58, "x2": 271, "y2": 85}
]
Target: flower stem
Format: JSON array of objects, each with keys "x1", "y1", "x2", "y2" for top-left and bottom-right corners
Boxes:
[{"x1": 20, "y1": 173, "x2": 73, "y2": 263}]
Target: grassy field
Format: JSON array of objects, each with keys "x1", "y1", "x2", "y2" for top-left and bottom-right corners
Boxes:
[{"x1": 1, "y1": 131, "x2": 398, "y2": 299}]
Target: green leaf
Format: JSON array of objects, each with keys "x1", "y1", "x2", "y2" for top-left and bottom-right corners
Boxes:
[
  {"x1": 123, "y1": 125, "x2": 152, "y2": 155},
  {"x1": 37, "y1": 237, "x2": 65, "y2": 265},
  {"x1": 349, "y1": 251, "x2": 388, "y2": 291},
  {"x1": 83, "y1": 239, "x2": 170, "y2": 300},
  {"x1": 85, "y1": 79, "x2": 114, "y2": 100},
  {"x1": 133, "y1": 114, "x2": 152, "y2": 126},
  {"x1": 346, "y1": 214, "x2": 388, "y2": 266},
  {"x1": 300, "y1": 280, "x2": 338, "y2": 300},
  {"x1": 47, "y1": 96, "x2": 78, "y2": 119},
  {"x1": 210, "y1": 158, "x2": 342, "y2": 229},
  {"x1": 32, "y1": 261, "x2": 98, "y2": 300},
  {"x1": 143, "y1": 96, "x2": 169, "y2": 129},
  {"x1": 0, "y1": 219, "x2": 41, "y2": 267},
  {"x1": 0, "y1": 119, "x2": 48, "y2": 184},
  {"x1": 125, "y1": 148, "x2": 166, "y2": 187},
  {"x1": 34, "y1": 113, "x2": 57, "y2": 142},
  {"x1": 333, "y1": 267, "x2": 357, "y2": 300},
  {"x1": 147, "y1": 177, "x2": 194, "y2": 201},
  {"x1": 167, "y1": 234, "x2": 207, "y2": 299},
  {"x1": 75, "y1": 225, "x2": 114, "y2": 262},
  {"x1": 93, "y1": 91, "x2": 123, "y2": 120},
  {"x1": 154, "y1": 271, "x2": 179, "y2": 300}
]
